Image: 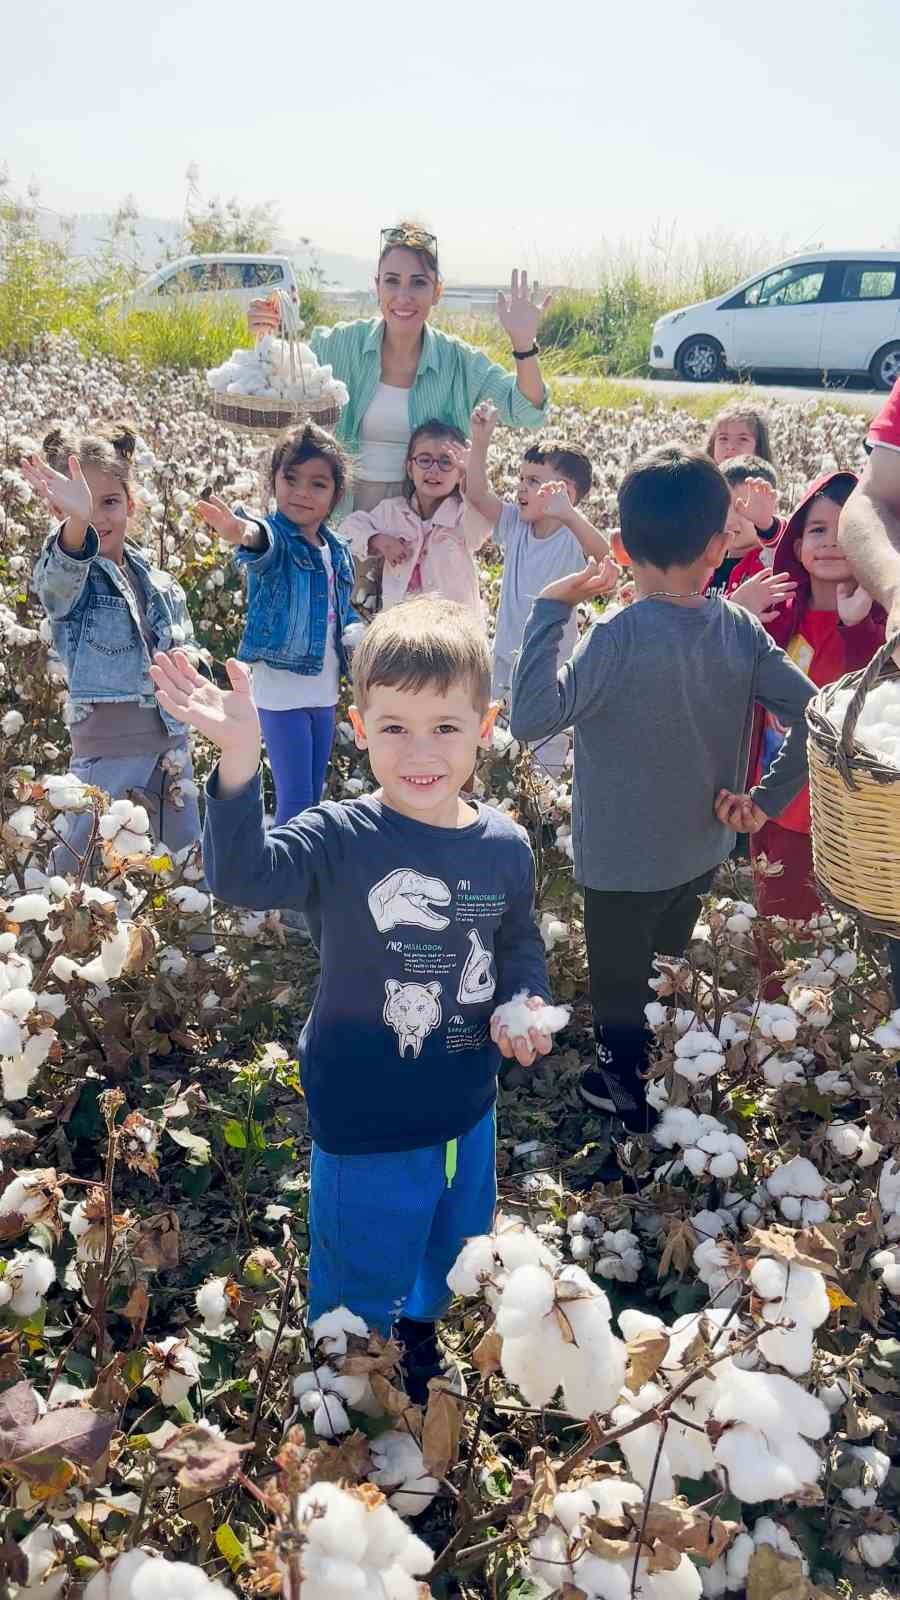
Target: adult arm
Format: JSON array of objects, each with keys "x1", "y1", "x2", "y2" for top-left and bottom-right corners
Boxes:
[
  {"x1": 839, "y1": 447, "x2": 900, "y2": 638},
  {"x1": 462, "y1": 342, "x2": 548, "y2": 427},
  {"x1": 749, "y1": 630, "x2": 816, "y2": 818},
  {"x1": 510, "y1": 599, "x2": 614, "y2": 741},
  {"x1": 203, "y1": 766, "x2": 330, "y2": 912},
  {"x1": 493, "y1": 844, "x2": 552, "y2": 1005}
]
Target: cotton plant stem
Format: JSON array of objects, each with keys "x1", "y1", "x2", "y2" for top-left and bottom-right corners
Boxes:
[
  {"x1": 630, "y1": 1416, "x2": 669, "y2": 1598},
  {"x1": 248, "y1": 1244, "x2": 299, "y2": 1448}
]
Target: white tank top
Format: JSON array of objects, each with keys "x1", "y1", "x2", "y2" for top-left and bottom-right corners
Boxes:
[{"x1": 356, "y1": 383, "x2": 411, "y2": 483}]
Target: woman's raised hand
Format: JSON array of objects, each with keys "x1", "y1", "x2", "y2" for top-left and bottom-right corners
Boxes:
[
  {"x1": 247, "y1": 295, "x2": 282, "y2": 336},
  {"x1": 150, "y1": 650, "x2": 260, "y2": 759},
  {"x1": 196, "y1": 494, "x2": 256, "y2": 547},
  {"x1": 21, "y1": 454, "x2": 93, "y2": 527},
  {"x1": 496, "y1": 270, "x2": 552, "y2": 350}
]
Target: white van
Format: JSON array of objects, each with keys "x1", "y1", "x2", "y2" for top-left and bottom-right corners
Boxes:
[
  {"x1": 649, "y1": 251, "x2": 900, "y2": 390},
  {"x1": 104, "y1": 254, "x2": 300, "y2": 316}
]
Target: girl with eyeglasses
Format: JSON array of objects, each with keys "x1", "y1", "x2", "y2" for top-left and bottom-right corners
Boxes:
[
  {"x1": 248, "y1": 221, "x2": 551, "y2": 519},
  {"x1": 342, "y1": 420, "x2": 491, "y2": 617}
]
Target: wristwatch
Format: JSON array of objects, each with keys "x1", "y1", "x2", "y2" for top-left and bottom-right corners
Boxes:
[{"x1": 512, "y1": 343, "x2": 540, "y2": 360}]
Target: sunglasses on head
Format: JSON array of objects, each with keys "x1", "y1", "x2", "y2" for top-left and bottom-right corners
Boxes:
[{"x1": 379, "y1": 226, "x2": 439, "y2": 266}]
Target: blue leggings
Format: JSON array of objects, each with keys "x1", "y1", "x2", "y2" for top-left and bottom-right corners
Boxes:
[
  {"x1": 308, "y1": 1109, "x2": 497, "y2": 1334},
  {"x1": 258, "y1": 705, "x2": 336, "y2": 825}
]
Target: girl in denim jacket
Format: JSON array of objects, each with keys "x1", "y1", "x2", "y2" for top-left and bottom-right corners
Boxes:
[
  {"x1": 26, "y1": 425, "x2": 204, "y2": 877},
  {"x1": 196, "y1": 424, "x2": 356, "y2": 824}
]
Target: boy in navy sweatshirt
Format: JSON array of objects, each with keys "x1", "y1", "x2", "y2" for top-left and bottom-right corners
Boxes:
[{"x1": 151, "y1": 595, "x2": 551, "y2": 1393}]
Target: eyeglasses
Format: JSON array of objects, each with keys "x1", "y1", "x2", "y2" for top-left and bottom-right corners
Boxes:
[
  {"x1": 410, "y1": 453, "x2": 456, "y2": 473},
  {"x1": 380, "y1": 225, "x2": 439, "y2": 265}
]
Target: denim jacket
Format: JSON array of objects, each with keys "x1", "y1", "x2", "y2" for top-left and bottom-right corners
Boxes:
[
  {"x1": 234, "y1": 511, "x2": 357, "y2": 675},
  {"x1": 31, "y1": 527, "x2": 196, "y2": 736}
]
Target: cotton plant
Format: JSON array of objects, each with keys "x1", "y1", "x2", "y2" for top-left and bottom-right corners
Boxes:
[
  {"x1": 527, "y1": 1475, "x2": 703, "y2": 1600},
  {"x1": 701, "y1": 1516, "x2": 808, "y2": 1595},
  {"x1": 764, "y1": 1155, "x2": 831, "y2": 1226},
  {"x1": 83, "y1": 1548, "x2": 234, "y2": 1600},
  {"x1": 748, "y1": 1255, "x2": 830, "y2": 1376},
  {"x1": 653, "y1": 1107, "x2": 748, "y2": 1181}
]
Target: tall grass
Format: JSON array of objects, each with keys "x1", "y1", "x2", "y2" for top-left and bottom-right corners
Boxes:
[{"x1": 0, "y1": 198, "x2": 330, "y2": 372}]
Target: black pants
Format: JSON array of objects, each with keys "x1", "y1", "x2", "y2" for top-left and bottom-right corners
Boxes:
[{"x1": 583, "y1": 868, "x2": 715, "y2": 1124}]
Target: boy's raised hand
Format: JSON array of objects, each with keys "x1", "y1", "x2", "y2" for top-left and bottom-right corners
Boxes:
[
  {"x1": 837, "y1": 579, "x2": 874, "y2": 626},
  {"x1": 196, "y1": 494, "x2": 257, "y2": 547},
  {"x1": 538, "y1": 557, "x2": 620, "y2": 607},
  {"x1": 491, "y1": 997, "x2": 553, "y2": 1067},
  {"x1": 729, "y1": 569, "x2": 797, "y2": 623},
  {"x1": 534, "y1": 479, "x2": 575, "y2": 522},
  {"x1": 715, "y1": 789, "x2": 767, "y2": 833},
  {"x1": 469, "y1": 401, "x2": 499, "y2": 447},
  {"x1": 734, "y1": 477, "x2": 779, "y2": 531},
  {"x1": 21, "y1": 453, "x2": 93, "y2": 527},
  {"x1": 150, "y1": 650, "x2": 260, "y2": 761}
]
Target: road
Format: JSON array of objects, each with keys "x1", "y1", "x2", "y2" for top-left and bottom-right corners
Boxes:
[{"x1": 563, "y1": 372, "x2": 885, "y2": 416}]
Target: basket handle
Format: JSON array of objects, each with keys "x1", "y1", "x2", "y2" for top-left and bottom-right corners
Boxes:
[
  {"x1": 253, "y1": 290, "x2": 307, "y2": 397},
  {"x1": 836, "y1": 629, "x2": 900, "y2": 773}
]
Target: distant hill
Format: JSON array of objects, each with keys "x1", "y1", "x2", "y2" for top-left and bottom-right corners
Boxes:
[{"x1": 34, "y1": 208, "x2": 375, "y2": 291}]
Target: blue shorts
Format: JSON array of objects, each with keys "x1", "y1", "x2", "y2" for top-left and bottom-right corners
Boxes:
[{"x1": 308, "y1": 1108, "x2": 496, "y2": 1334}]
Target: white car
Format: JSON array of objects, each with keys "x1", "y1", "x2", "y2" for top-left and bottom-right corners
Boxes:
[
  {"x1": 649, "y1": 251, "x2": 900, "y2": 390},
  {"x1": 103, "y1": 253, "x2": 300, "y2": 316}
]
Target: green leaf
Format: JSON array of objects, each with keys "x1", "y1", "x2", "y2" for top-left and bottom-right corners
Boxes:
[
  {"x1": 215, "y1": 1524, "x2": 249, "y2": 1574},
  {"x1": 222, "y1": 1120, "x2": 247, "y2": 1149},
  {"x1": 167, "y1": 1126, "x2": 211, "y2": 1166}
]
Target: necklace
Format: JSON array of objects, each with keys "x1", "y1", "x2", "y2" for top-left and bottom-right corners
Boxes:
[{"x1": 642, "y1": 589, "x2": 705, "y2": 601}]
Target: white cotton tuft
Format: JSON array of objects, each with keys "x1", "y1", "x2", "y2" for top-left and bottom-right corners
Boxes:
[
  {"x1": 195, "y1": 1276, "x2": 230, "y2": 1333},
  {"x1": 491, "y1": 991, "x2": 570, "y2": 1039}
]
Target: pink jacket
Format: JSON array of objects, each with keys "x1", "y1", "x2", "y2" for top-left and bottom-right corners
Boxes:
[{"x1": 342, "y1": 492, "x2": 490, "y2": 616}]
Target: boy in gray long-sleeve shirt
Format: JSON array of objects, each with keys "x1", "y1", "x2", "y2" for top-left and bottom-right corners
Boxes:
[{"x1": 511, "y1": 443, "x2": 815, "y2": 1131}]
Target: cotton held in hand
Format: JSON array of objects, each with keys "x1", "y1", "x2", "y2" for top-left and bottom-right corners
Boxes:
[{"x1": 490, "y1": 991, "x2": 570, "y2": 1040}]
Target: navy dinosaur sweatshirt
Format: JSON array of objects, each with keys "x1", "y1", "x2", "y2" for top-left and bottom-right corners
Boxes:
[{"x1": 203, "y1": 769, "x2": 550, "y2": 1154}]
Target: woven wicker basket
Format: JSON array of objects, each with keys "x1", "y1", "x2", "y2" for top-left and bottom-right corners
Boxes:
[
  {"x1": 207, "y1": 289, "x2": 345, "y2": 436},
  {"x1": 807, "y1": 632, "x2": 900, "y2": 936},
  {"x1": 209, "y1": 393, "x2": 342, "y2": 437}
]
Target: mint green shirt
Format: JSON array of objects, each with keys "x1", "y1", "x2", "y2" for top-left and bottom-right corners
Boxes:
[{"x1": 310, "y1": 317, "x2": 548, "y2": 518}]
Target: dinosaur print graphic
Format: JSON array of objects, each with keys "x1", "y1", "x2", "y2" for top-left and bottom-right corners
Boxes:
[
  {"x1": 457, "y1": 928, "x2": 496, "y2": 1005},
  {"x1": 383, "y1": 980, "x2": 443, "y2": 1057},
  {"x1": 368, "y1": 869, "x2": 451, "y2": 932}
]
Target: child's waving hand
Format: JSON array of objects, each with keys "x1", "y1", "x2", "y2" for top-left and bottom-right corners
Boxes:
[
  {"x1": 469, "y1": 401, "x2": 499, "y2": 444},
  {"x1": 538, "y1": 557, "x2": 620, "y2": 607},
  {"x1": 837, "y1": 579, "x2": 874, "y2": 626},
  {"x1": 21, "y1": 453, "x2": 93, "y2": 526},
  {"x1": 734, "y1": 476, "x2": 778, "y2": 531},
  {"x1": 151, "y1": 650, "x2": 260, "y2": 757},
  {"x1": 730, "y1": 569, "x2": 796, "y2": 623},
  {"x1": 196, "y1": 494, "x2": 259, "y2": 547}
]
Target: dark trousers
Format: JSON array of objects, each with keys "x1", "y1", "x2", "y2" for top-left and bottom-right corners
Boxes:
[{"x1": 583, "y1": 868, "x2": 715, "y2": 1128}]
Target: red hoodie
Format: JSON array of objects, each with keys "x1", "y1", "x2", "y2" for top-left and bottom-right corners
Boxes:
[{"x1": 752, "y1": 471, "x2": 885, "y2": 833}]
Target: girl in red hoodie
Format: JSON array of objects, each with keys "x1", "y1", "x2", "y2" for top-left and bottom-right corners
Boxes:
[{"x1": 752, "y1": 471, "x2": 884, "y2": 921}]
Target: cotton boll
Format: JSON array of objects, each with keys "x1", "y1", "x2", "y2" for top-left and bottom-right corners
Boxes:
[
  {"x1": 447, "y1": 1233, "x2": 501, "y2": 1297},
  {"x1": 495, "y1": 1263, "x2": 556, "y2": 1338},
  {"x1": 857, "y1": 1531, "x2": 899, "y2": 1567},
  {"x1": 310, "y1": 1305, "x2": 369, "y2": 1357},
  {"x1": 195, "y1": 1276, "x2": 230, "y2": 1333},
  {"x1": 491, "y1": 992, "x2": 570, "y2": 1039},
  {"x1": 8, "y1": 894, "x2": 51, "y2": 924},
  {"x1": 612, "y1": 1386, "x2": 676, "y2": 1499},
  {"x1": 369, "y1": 1429, "x2": 439, "y2": 1516},
  {"x1": 6, "y1": 1248, "x2": 56, "y2": 1316},
  {"x1": 145, "y1": 1336, "x2": 201, "y2": 1406}
]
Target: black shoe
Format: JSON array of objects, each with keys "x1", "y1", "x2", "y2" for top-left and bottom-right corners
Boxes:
[{"x1": 394, "y1": 1317, "x2": 465, "y2": 1406}]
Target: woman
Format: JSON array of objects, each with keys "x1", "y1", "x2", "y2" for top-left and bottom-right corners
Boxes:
[{"x1": 249, "y1": 222, "x2": 551, "y2": 514}]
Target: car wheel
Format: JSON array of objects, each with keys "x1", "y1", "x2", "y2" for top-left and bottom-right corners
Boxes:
[
  {"x1": 870, "y1": 342, "x2": 900, "y2": 392},
  {"x1": 675, "y1": 336, "x2": 724, "y2": 383}
]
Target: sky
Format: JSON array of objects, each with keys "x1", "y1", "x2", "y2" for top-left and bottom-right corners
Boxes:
[{"x1": 5, "y1": 0, "x2": 900, "y2": 284}]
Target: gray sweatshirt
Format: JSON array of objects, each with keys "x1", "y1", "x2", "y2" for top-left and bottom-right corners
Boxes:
[{"x1": 510, "y1": 596, "x2": 815, "y2": 892}]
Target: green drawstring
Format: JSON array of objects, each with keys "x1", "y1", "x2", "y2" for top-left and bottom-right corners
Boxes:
[{"x1": 444, "y1": 1138, "x2": 458, "y2": 1187}]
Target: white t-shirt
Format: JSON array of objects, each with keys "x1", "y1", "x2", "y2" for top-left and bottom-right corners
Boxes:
[
  {"x1": 356, "y1": 383, "x2": 411, "y2": 483},
  {"x1": 252, "y1": 543, "x2": 341, "y2": 710},
  {"x1": 491, "y1": 503, "x2": 584, "y2": 697}
]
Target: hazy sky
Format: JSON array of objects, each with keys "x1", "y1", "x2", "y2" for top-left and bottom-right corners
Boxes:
[{"x1": 5, "y1": 0, "x2": 899, "y2": 282}]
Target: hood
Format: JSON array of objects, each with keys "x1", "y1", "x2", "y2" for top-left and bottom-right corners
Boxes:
[{"x1": 772, "y1": 471, "x2": 859, "y2": 586}]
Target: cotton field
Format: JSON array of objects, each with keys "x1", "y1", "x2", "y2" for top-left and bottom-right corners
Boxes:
[{"x1": 0, "y1": 335, "x2": 897, "y2": 1598}]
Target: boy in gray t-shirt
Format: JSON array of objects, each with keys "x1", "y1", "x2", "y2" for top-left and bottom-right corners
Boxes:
[
  {"x1": 463, "y1": 403, "x2": 615, "y2": 772},
  {"x1": 511, "y1": 444, "x2": 815, "y2": 1146}
]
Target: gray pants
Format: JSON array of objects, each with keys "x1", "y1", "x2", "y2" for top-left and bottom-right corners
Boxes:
[{"x1": 52, "y1": 748, "x2": 203, "y2": 877}]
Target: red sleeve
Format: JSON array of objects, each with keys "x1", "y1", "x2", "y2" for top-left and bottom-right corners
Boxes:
[
  {"x1": 840, "y1": 613, "x2": 886, "y2": 672},
  {"x1": 869, "y1": 379, "x2": 900, "y2": 451}
]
